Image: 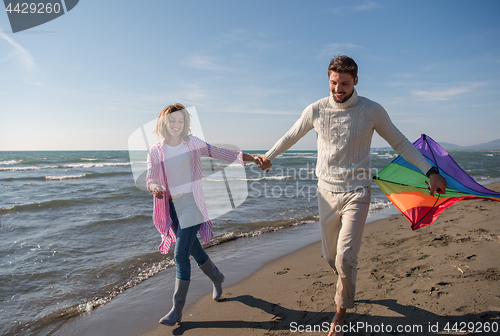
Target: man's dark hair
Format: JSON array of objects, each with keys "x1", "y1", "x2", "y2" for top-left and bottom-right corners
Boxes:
[{"x1": 328, "y1": 54, "x2": 358, "y2": 79}]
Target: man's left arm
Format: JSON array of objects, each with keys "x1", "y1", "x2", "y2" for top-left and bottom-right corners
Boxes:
[{"x1": 373, "y1": 104, "x2": 447, "y2": 196}]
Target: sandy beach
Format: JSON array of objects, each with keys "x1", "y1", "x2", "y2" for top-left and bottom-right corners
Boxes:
[{"x1": 142, "y1": 182, "x2": 500, "y2": 336}]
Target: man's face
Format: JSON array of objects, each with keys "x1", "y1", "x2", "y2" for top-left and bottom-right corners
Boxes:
[{"x1": 329, "y1": 71, "x2": 358, "y2": 103}]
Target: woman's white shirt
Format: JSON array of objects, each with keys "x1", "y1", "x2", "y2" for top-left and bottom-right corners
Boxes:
[{"x1": 164, "y1": 142, "x2": 192, "y2": 196}]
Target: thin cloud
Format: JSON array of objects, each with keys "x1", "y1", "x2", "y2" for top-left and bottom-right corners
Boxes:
[
  {"x1": 216, "y1": 28, "x2": 277, "y2": 53},
  {"x1": 412, "y1": 82, "x2": 487, "y2": 101},
  {"x1": 0, "y1": 29, "x2": 36, "y2": 72},
  {"x1": 332, "y1": 1, "x2": 380, "y2": 13},
  {"x1": 182, "y1": 55, "x2": 229, "y2": 71},
  {"x1": 355, "y1": 1, "x2": 379, "y2": 11},
  {"x1": 218, "y1": 28, "x2": 248, "y2": 44}
]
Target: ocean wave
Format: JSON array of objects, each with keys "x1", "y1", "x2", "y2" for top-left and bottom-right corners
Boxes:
[
  {"x1": 209, "y1": 162, "x2": 245, "y2": 168},
  {"x1": 45, "y1": 174, "x2": 87, "y2": 180},
  {"x1": 369, "y1": 201, "x2": 392, "y2": 211},
  {"x1": 0, "y1": 162, "x2": 130, "y2": 171},
  {"x1": 0, "y1": 199, "x2": 75, "y2": 214},
  {"x1": 0, "y1": 205, "x2": 15, "y2": 211},
  {"x1": 264, "y1": 174, "x2": 300, "y2": 180},
  {"x1": 280, "y1": 152, "x2": 316, "y2": 156},
  {"x1": 0, "y1": 160, "x2": 20, "y2": 165},
  {"x1": 0, "y1": 165, "x2": 58, "y2": 171},
  {"x1": 60, "y1": 162, "x2": 131, "y2": 168},
  {"x1": 278, "y1": 155, "x2": 317, "y2": 159},
  {"x1": 0, "y1": 192, "x2": 135, "y2": 214},
  {"x1": 18, "y1": 159, "x2": 49, "y2": 165},
  {"x1": 0, "y1": 171, "x2": 131, "y2": 182},
  {"x1": 373, "y1": 153, "x2": 397, "y2": 159},
  {"x1": 81, "y1": 158, "x2": 99, "y2": 161},
  {"x1": 86, "y1": 215, "x2": 152, "y2": 229}
]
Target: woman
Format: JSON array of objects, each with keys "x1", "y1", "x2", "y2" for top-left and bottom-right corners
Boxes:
[{"x1": 146, "y1": 103, "x2": 259, "y2": 326}]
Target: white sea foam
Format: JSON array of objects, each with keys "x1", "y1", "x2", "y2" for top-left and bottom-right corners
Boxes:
[
  {"x1": 0, "y1": 165, "x2": 58, "y2": 171},
  {"x1": 61, "y1": 162, "x2": 130, "y2": 168},
  {"x1": 264, "y1": 175, "x2": 291, "y2": 180},
  {"x1": 210, "y1": 162, "x2": 244, "y2": 168},
  {"x1": 0, "y1": 162, "x2": 130, "y2": 171},
  {"x1": 0, "y1": 160, "x2": 20, "y2": 165},
  {"x1": 45, "y1": 174, "x2": 87, "y2": 180},
  {"x1": 282, "y1": 152, "x2": 316, "y2": 157},
  {"x1": 369, "y1": 201, "x2": 392, "y2": 211},
  {"x1": 81, "y1": 158, "x2": 98, "y2": 161},
  {"x1": 375, "y1": 153, "x2": 397, "y2": 159},
  {"x1": 280, "y1": 155, "x2": 317, "y2": 159}
]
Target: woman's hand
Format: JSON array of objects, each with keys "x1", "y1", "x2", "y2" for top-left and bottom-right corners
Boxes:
[
  {"x1": 149, "y1": 183, "x2": 166, "y2": 199},
  {"x1": 250, "y1": 155, "x2": 263, "y2": 167}
]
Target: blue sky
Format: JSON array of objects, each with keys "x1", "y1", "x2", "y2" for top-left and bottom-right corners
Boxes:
[{"x1": 1, "y1": 0, "x2": 499, "y2": 151}]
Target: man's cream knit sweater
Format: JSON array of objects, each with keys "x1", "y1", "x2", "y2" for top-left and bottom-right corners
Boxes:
[{"x1": 265, "y1": 90, "x2": 433, "y2": 193}]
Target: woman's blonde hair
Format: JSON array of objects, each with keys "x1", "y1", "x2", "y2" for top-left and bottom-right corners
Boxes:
[{"x1": 154, "y1": 103, "x2": 191, "y2": 142}]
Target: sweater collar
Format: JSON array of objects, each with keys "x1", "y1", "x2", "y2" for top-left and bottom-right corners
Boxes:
[{"x1": 329, "y1": 89, "x2": 358, "y2": 109}]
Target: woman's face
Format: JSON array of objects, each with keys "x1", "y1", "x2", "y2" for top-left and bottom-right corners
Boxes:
[{"x1": 166, "y1": 111, "x2": 185, "y2": 138}]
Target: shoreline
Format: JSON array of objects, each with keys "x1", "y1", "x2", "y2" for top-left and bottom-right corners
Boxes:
[{"x1": 48, "y1": 183, "x2": 500, "y2": 336}]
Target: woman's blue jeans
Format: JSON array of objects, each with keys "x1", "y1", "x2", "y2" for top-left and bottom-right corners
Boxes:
[{"x1": 169, "y1": 194, "x2": 209, "y2": 281}]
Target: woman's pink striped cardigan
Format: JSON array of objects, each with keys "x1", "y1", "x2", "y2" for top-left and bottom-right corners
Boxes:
[{"x1": 146, "y1": 136, "x2": 245, "y2": 254}]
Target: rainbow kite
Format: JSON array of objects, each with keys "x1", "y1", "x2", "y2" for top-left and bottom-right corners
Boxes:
[{"x1": 373, "y1": 134, "x2": 500, "y2": 230}]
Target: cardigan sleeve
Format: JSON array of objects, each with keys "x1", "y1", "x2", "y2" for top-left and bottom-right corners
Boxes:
[
  {"x1": 265, "y1": 104, "x2": 314, "y2": 161},
  {"x1": 146, "y1": 146, "x2": 163, "y2": 191},
  {"x1": 195, "y1": 137, "x2": 246, "y2": 166},
  {"x1": 373, "y1": 104, "x2": 432, "y2": 175}
]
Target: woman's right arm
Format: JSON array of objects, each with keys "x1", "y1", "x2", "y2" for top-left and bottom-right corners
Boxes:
[{"x1": 146, "y1": 146, "x2": 166, "y2": 198}]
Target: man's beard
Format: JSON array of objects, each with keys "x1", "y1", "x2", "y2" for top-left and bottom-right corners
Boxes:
[{"x1": 332, "y1": 90, "x2": 353, "y2": 103}]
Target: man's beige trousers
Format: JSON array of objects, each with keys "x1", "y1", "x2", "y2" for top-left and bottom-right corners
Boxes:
[{"x1": 318, "y1": 186, "x2": 371, "y2": 309}]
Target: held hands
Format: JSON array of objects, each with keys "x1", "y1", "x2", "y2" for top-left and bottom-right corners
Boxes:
[
  {"x1": 244, "y1": 154, "x2": 263, "y2": 167},
  {"x1": 256, "y1": 155, "x2": 272, "y2": 172},
  {"x1": 243, "y1": 153, "x2": 272, "y2": 172}
]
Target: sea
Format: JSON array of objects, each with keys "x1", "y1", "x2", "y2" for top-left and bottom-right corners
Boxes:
[{"x1": 1, "y1": 149, "x2": 500, "y2": 335}]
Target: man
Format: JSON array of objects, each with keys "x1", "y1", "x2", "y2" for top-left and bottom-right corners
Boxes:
[{"x1": 257, "y1": 55, "x2": 447, "y2": 335}]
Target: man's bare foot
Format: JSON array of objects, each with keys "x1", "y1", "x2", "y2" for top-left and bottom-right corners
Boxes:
[{"x1": 327, "y1": 306, "x2": 346, "y2": 336}]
